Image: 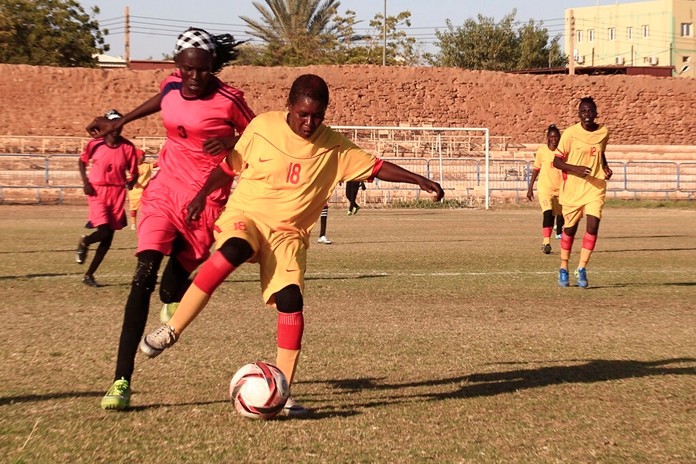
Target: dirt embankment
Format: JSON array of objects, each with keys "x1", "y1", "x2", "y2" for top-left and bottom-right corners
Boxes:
[{"x1": 2, "y1": 63, "x2": 695, "y2": 146}]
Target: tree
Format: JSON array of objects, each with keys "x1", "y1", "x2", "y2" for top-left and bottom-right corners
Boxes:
[
  {"x1": 517, "y1": 19, "x2": 567, "y2": 69},
  {"x1": 340, "y1": 10, "x2": 420, "y2": 65},
  {"x1": 429, "y1": 10, "x2": 566, "y2": 70},
  {"x1": 240, "y1": 0, "x2": 347, "y2": 65},
  {"x1": 237, "y1": 2, "x2": 420, "y2": 66},
  {"x1": 0, "y1": 0, "x2": 108, "y2": 67}
]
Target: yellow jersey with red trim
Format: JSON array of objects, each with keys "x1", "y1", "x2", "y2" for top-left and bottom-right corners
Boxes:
[
  {"x1": 533, "y1": 144, "x2": 563, "y2": 195},
  {"x1": 555, "y1": 123, "x2": 610, "y2": 206},
  {"x1": 223, "y1": 111, "x2": 380, "y2": 235}
]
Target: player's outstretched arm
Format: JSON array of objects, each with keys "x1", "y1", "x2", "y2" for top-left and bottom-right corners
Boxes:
[
  {"x1": 375, "y1": 160, "x2": 444, "y2": 201},
  {"x1": 86, "y1": 94, "x2": 162, "y2": 138}
]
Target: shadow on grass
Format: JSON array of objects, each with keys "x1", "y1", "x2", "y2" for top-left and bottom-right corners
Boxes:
[
  {"x1": 0, "y1": 391, "x2": 104, "y2": 405},
  {"x1": 0, "y1": 246, "x2": 133, "y2": 255},
  {"x1": 599, "y1": 247, "x2": 696, "y2": 253},
  {"x1": 306, "y1": 357, "x2": 696, "y2": 414}
]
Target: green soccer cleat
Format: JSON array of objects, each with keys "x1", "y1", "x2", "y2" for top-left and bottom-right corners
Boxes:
[
  {"x1": 160, "y1": 302, "x2": 179, "y2": 324},
  {"x1": 101, "y1": 378, "x2": 131, "y2": 411}
]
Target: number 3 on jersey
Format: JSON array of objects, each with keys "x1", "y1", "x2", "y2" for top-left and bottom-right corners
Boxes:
[{"x1": 286, "y1": 163, "x2": 301, "y2": 184}]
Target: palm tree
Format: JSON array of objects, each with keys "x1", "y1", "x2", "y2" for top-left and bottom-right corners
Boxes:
[{"x1": 241, "y1": 0, "x2": 343, "y2": 46}]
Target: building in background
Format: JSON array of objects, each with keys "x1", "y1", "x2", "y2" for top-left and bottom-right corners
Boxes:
[{"x1": 566, "y1": 0, "x2": 695, "y2": 78}]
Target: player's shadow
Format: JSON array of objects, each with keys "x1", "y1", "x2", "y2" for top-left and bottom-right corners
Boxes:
[
  {"x1": 0, "y1": 246, "x2": 133, "y2": 255},
  {"x1": 599, "y1": 247, "x2": 696, "y2": 253},
  {"x1": 303, "y1": 357, "x2": 696, "y2": 418},
  {"x1": 0, "y1": 391, "x2": 104, "y2": 405}
]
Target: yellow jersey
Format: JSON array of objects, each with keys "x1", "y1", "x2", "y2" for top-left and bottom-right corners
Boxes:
[
  {"x1": 555, "y1": 123, "x2": 610, "y2": 206},
  {"x1": 223, "y1": 111, "x2": 379, "y2": 236},
  {"x1": 533, "y1": 144, "x2": 563, "y2": 195}
]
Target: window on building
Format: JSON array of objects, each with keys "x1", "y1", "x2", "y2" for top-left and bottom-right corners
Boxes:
[
  {"x1": 682, "y1": 23, "x2": 693, "y2": 37},
  {"x1": 642, "y1": 24, "x2": 649, "y2": 38},
  {"x1": 608, "y1": 27, "x2": 616, "y2": 40},
  {"x1": 627, "y1": 27, "x2": 633, "y2": 40},
  {"x1": 577, "y1": 30, "x2": 583, "y2": 43},
  {"x1": 588, "y1": 29, "x2": 595, "y2": 42}
]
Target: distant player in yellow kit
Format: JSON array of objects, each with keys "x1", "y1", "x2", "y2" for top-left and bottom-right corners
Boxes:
[
  {"x1": 553, "y1": 97, "x2": 613, "y2": 288},
  {"x1": 139, "y1": 74, "x2": 444, "y2": 417},
  {"x1": 527, "y1": 124, "x2": 564, "y2": 254},
  {"x1": 127, "y1": 150, "x2": 157, "y2": 230}
]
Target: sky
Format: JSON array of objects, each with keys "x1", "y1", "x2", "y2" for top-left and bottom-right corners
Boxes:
[{"x1": 84, "y1": 0, "x2": 629, "y2": 60}]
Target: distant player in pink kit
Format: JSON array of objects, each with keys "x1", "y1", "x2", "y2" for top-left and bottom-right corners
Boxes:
[
  {"x1": 86, "y1": 28, "x2": 254, "y2": 411},
  {"x1": 139, "y1": 74, "x2": 445, "y2": 417},
  {"x1": 76, "y1": 109, "x2": 139, "y2": 287}
]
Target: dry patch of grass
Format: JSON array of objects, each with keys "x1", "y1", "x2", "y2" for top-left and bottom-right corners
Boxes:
[{"x1": 1, "y1": 205, "x2": 695, "y2": 463}]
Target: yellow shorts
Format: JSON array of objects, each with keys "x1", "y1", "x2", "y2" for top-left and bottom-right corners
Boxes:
[
  {"x1": 562, "y1": 199, "x2": 605, "y2": 228},
  {"x1": 128, "y1": 189, "x2": 143, "y2": 211},
  {"x1": 538, "y1": 190, "x2": 561, "y2": 215},
  {"x1": 214, "y1": 209, "x2": 307, "y2": 306}
]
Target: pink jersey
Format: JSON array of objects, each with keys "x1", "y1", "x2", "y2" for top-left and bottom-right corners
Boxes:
[
  {"x1": 155, "y1": 71, "x2": 255, "y2": 204},
  {"x1": 80, "y1": 138, "x2": 138, "y2": 186}
]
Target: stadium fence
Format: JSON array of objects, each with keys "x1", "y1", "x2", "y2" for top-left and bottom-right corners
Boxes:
[{"x1": 0, "y1": 129, "x2": 694, "y2": 205}]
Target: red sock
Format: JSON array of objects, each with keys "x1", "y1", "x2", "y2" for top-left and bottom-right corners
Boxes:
[
  {"x1": 543, "y1": 227, "x2": 552, "y2": 238},
  {"x1": 277, "y1": 311, "x2": 304, "y2": 350},
  {"x1": 192, "y1": 251, "x2": 236, "y2": 295},
  {"x1": 560, "y1": 232, "x2": 574, "y2": 251},
  {"x1": 582, "y1": 233, "x2": 597, "y2": 250}
]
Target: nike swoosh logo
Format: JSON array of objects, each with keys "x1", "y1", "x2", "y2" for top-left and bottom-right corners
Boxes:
[{"x1": 259, "y1": 158, "x2": 272, "y2": 163}]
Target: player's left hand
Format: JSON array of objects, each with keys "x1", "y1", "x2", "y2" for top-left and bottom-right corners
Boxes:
[
  {"x1": 186, "y1": 193, "x2": 207, "y2": 224},
  {"x1": 421, "y1": 179, "x2": 445, "y2": 201},
  {"x1": 604, "y1": 166, "x2": 613, "y2": 180}
]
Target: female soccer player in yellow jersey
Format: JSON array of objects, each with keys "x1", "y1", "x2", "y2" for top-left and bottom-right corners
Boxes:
[
  {"x1": 526, "y1": 124, "x2": 565, "y2": 254},
  {"x1": 553, "y1": 97, "x2": 613, "y2": 288},
  {"x1": 139, "y1": 74, "x2": 444, "y2": 417}
]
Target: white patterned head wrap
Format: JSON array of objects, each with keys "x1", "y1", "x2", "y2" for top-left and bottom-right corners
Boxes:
[
  {"x1": 175, "y1": 28, "x2": 216, "y2": 56},
  {"x1": 104, "y1": 109, "x2": 123, "y2": 120}
]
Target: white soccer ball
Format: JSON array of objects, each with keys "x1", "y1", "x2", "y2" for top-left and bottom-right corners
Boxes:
[{"x1": 229, "y1": 361, "x2": 290, "y2": 420}]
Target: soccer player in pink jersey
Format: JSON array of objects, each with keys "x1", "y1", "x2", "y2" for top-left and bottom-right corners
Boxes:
[
  {"x1": 554, "y1": 97, "x2": 613, "y2": 288},
  {"x1": 139, "y1": 74, "x2": 444, "y2": 417},
  {"x1": 526, "y1": 124, "x2": 565, "y2": 254},
  {"x1": 77, "y1": 109, "x2": 139, "y2": 287},
  {"x1": 86, "y1": 28, "x2": 255, "y2": 411}
]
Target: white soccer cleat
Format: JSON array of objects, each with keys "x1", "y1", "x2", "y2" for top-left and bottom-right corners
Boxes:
[
  {"x1": 139, "y1": 325, "x2": 178, "y2": 358},
  {"x1": 317, "y1": 236, "x2": 332, "y2": 244},
  {"x1": 280, "y1": 396, "x2": 310, "y2": 418}
]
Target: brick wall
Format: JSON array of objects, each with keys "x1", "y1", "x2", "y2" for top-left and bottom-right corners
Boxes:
[{"x1": 2, "y1": 64, "x2": 695, "y2": 146}]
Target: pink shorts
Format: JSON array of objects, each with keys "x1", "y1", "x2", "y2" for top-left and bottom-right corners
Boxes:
[
  {"x1": 87, "y1": 185, "x2": 127, "y2": 230},
  {"x1": 136, "y1": 177, "x2": 224, "y2": 272}
]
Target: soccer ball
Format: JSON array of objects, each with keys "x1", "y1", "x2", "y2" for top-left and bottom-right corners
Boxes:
[{"x1": 229, "y1": 361, "x2": 290, "y2": 420}]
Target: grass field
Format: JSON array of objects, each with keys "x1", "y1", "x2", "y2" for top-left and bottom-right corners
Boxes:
[{"x1": 1, "y1": 204, "x2": 695, "y2": 463}]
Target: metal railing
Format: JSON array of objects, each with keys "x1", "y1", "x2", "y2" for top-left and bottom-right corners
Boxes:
[{"x1": 1, "y1": 154, "x2": 694, "y2": 205}]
